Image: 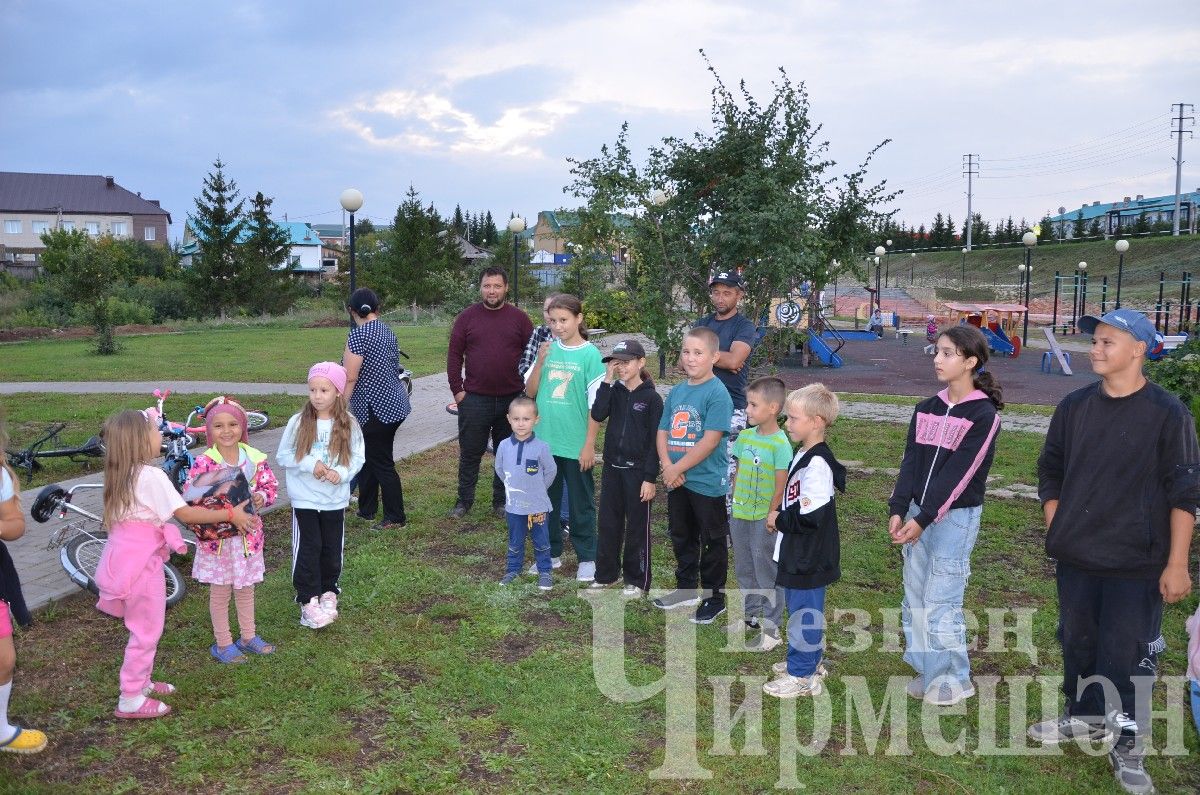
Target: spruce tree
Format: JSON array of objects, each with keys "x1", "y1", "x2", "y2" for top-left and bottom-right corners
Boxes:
[
  {"x1": 1072, "y1": 210, "x2": 1087, "y2": 240},
  {"x1": 453, "y1": 204, "x2": 466, "y2": 237},
  {"x1": 483, "y1": 211, "x2": 499, "y2": 245},
  {"x1": 930, "y1": 213, "x2": 946, "y2": 247},
  {"x1": 189, "y1": 157, "x2": 246, "y2": 319},
  {"x1": 241, "y1": 191, "x2": 296, "y2": 314}
]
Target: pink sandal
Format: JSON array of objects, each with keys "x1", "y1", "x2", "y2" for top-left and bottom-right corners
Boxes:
[
  {"x1": 145, "y1": 682, "x2": 175, "y2": 695},
  {"x1": 114, "y1": 698, "x2": 172, "y2": 720}
]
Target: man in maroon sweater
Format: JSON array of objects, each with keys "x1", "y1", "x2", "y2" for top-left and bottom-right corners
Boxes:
[{"x1": 447, "y1": 267, "x2": 534, "y2": 519}]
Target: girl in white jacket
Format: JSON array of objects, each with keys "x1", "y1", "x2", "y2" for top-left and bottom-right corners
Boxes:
[{"x1": 277, "y1": 362, "x2": 365, "y2": 629}]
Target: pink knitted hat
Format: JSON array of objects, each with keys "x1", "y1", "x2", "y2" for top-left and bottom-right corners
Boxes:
[
  {"x1": 308, "y1": 361, "x2": 348, "y2": 395},
  {"x1": 204, "y1": 396, "x2": 249, "y2": 444}
]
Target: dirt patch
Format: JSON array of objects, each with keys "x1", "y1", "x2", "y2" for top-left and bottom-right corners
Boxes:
[
  {"x1": 495, "y1": 634, "x2": 538, "y2": 663},
  {"x1": 0, "y1": 324, "x2": 178, "y2": 343},
  {"x1": 521, "y1": 609, "x2": 569, "y2": 630},
  {"x1": 301, "y1": 317, "x2": 349, "y2": 329}
]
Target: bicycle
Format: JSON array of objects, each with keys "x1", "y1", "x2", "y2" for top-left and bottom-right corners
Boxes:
[
  {"x1": 152, "y1": 390, "x2": 270, "y2": 446},
  {"x1": 5, "y1": 423, "x2": 106, "y2": 483},
  {"x1": 32, "y1": 482, "x2": 189, "y2": 608}
]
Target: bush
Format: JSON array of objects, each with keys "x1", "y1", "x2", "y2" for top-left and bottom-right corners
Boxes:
[
  {"x1": 583, "y1": 289, "x2": 639, "y2": 333},
  {"x1": 118, "y1": 277, "x2": 194, "y2": 322},
  {"x1": 72, "y1": 297, "x2": 152, "y2": 327}
]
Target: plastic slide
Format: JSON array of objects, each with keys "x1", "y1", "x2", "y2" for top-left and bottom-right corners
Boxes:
[
  {"x1": 980, "y1": 324, "x2": 1015, "y2": 356},
  {"x1": 808, "y1": 334, "x2": 844, "y2": 367}
]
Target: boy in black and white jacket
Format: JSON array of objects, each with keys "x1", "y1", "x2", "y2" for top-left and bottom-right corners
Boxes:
[{"x1": 763, "y1": 384, "x2": 846, "y2": 699}]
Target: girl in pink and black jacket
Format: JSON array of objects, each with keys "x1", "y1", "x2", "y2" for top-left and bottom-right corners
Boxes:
[{"x1": 886, "y1": 324, "x2": 1002, "y2": 708}]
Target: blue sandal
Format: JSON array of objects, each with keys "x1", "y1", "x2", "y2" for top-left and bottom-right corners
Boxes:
[
  {"x1": 210, "y1": 643, "x2": 248, "y2": 664},
  {"x1": 235, "y1": 635, "x2": 276, "y2": 655}
]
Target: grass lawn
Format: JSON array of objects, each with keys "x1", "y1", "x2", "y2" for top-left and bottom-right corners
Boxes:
[
  {"x1": 0, "y1": 324, "x2": 449, "y2": 383},
  {"x1": 2, "y1": 423, "x2": 1198, "y2": 793},
  {"x1": 0, "y1": 394, "x2": 309, "y2": 490}
]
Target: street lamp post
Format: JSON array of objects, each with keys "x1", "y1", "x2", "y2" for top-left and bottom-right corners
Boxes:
[
  {"x1": 884, "y1": 239, "x2": 893, "y2": 286},
  {"x1": 339, "y1": 188, "x2": 364, "y2": 322},
  {"x1": 961, "y1": 247, "x2": 968, "y2": 288},
  {"x1": 508, "y1": 216, "x2": 526, "y2": 307},
  {"x1": 874, "y1": 246, "x2": 885, "y2": 313},
  {"x1": 1021, "y1": 231, "x2": 1037, "y2": 347},
  {"x1": 1077, "y1": 261, "x2": 1088, "y2": 322},
  {"x1": 1115, "y1": 239, "x2": 1130, "y2": 309},
  {"x1": 910, "y1": 252, "x2": 916, "y2": 284}
]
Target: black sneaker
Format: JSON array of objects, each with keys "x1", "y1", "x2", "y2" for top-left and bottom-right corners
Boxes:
[
  {"x1": 448, "y1": 503, "x2": 470, "y2": 519},
  {"x1": 691, "y1": 598, "x2": 727, "y2": 625},
  {"x1": 1026, "y1": 713, "x2": 1113, "y2": 745},
  {"x1": 1109, "y1": 739, "x2": 1155, "y2": 794},
  {"x1": 745, "y1": 616, "x2": 760, "y2": 630}
]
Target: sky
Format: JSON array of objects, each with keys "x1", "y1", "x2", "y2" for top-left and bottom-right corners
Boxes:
[{"x1": 4, "y1": 0, "x2": 1198, "y2": 241}]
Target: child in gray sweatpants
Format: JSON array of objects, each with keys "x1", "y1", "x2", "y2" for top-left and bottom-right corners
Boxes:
[{"x1": 730, "y1": 377, "x2": 793, "y2": 649}]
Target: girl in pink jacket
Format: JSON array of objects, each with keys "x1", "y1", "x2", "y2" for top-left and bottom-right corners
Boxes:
[
  {"x1": 182, "y1": 397, "x2": 278, "y2": 664},
  {"x1": 98, "y1": 410, "x2": 253, "y2": 720}
]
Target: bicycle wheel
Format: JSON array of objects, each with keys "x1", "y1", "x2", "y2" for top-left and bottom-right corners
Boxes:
[
  {"x1": 62, "y1": 531, "x2": 106, "y2": 596},
  {"x1": 164, "y1": 562, "x2": 187, "y2": 608},
  {"x1": 245, "y1": 411, "x2": 269, "y2": 432},
  {"x1": 164, "y1": 458, "x2": 190, "y2": 493}
]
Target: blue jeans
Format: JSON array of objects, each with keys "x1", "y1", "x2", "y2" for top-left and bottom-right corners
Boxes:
[
  {"x1": 784, "y1": 586, "x2": 826, "y2": 678},
  {"x1": 900, "y1": 501, "x2": 982, "y2": 685},
  {"x1": 1191, "y1": 681, "x2": 1200, "y2": 738},
  {"x1": 506, "y1": 512, "x2": 551, "y2": 575}
]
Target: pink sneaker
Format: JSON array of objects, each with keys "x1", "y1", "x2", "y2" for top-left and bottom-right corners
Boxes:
[
  {"x1": 319, "y1": 591, "x2": 339, "y2": 620},
  {"x1": 300, "y1": 597, "x2": 333, "y2": 629}
]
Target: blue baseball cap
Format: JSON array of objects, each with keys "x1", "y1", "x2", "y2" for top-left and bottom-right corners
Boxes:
[{"x1": 1078, "y1": 309, "x2": 1161, "y2": 351}]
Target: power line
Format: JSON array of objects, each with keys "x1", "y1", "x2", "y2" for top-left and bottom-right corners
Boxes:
[
  {"x1": 985, "y1": 113, "x2": 1170, "y2": 163},
  {"x1": 1171, "y1": 101, "x2": 1194, "y2": 235},
  {"x1": 963, "y1": 154, "x2": 978, "y2": 251}
]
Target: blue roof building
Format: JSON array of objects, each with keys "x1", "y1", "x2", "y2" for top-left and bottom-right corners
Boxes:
[
  {"x1": 180, "y1": 219, "x2": 329, "y2": 273},
  {"x1": 1048, "y1": 189, "x2": 1199, "y2": 237}
]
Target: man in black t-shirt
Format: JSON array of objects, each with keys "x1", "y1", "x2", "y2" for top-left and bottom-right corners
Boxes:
[
  {"x1": 1031, "y1": 308, "x2": 1199, "y2": 795},
  {"x1": 693, "y1": 271, "x2": 758, "y2": 512}
]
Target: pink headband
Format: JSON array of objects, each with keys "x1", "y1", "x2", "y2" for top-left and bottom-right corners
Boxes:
[
  {"x1": 204, "y1": 398, "x2": 249, "y2": 444},
  {"x1": 308, "y1": 361, "x2": 347, "y2": 395}
]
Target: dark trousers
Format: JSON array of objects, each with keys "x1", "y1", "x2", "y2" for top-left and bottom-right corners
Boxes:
[
  {"x1": 456, "y1": 392, "x2": 517, "y2": 508},
  {"x1": 546, "y1": 456, "x2": 597, "y2": 560},
  {"x1": 596, "y1": 464, "x2": 652, "y2": 589},
  {"x1": 1056, "y1": 561, "x2": 1163, "y2": 736},
  {"x1": 358, "y1": 410, "x2": 405, "y2": 524},
  {"x1": 292, "y1": 508, "x2": 345, "y2": 604},
  {"x1": 667, "y1": 486, "x2": 728, "y2": 599}
]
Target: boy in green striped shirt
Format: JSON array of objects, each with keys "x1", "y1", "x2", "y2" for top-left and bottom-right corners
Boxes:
[{"x1": 730, "y1": 377, "x2": 793, "y2": 650}]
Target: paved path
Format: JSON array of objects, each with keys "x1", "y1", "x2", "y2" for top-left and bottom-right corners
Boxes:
[
  {"x1": 0, "y1": 381, "x2": 310, "y2": 395},
  {"x1": 7, "y1": 369, "x2": 1049, "y2": 609},
  {"x1": 10, "y1": 373, "x2": 458, "y2": 609}
]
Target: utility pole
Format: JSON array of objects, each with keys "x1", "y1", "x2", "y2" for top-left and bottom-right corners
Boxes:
[
  {"x1": 1171, "y1": 102, "x2": 1194, "y2": 236},
  {"x1": 962, "y1": 154, "x2": 979, "y2": 251}
]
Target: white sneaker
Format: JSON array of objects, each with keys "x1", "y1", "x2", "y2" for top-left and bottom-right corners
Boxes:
[
  {"x1": 906, "y1": 676, "x2": 925, "y2": 699},
  {"x1": 528, "y1": 557, "x2": 562, "y2": 574},
  {"x1": 922, "y1": 678, "x2": 976, "y2": 707},
  {"x1": 748, "y1": 631, "x2": 783, "y2": 652},
  {"x1": 763, "y1": 674, "x2": 824, "y2": 698},
  {"x1": 622, "y1": 584, "x2": 644, "y2": 598},
  {"x1": 319, "y1": 591, "x2": 339, "y2": 620},
  {"x1": 576, "y1": 561, "x2": 596, "y2": 582},
  {"x1": 772, "y1": 660, "x2": 829, "y2": 678},
  {"x1": 300, "y1": 597, "x2": 333, "y2": 629}
]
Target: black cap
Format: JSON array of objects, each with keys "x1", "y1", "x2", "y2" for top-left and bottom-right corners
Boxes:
[
  {"x1": 709, "y1": 270, "x2": 744, "y2": 290},
  {"x1": 602, "y1": 339, "x2": 647, "y2": 362}
]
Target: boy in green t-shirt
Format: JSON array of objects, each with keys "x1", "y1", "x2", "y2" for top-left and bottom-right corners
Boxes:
[
  {"x1": 654, "y1": 327, "x2": 735, "y2": 624},
  {"x1": 730, "y1": 376, "x2": 792, "y2": 650}
]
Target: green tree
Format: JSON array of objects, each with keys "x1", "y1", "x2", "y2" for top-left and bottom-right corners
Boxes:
[
  {"x1": 361, "y1": 186, "x2": 461, "y2": 312},
  {"x1": 482, "y1": 211, "x2": 499, "y2": 246},
  {"x1": 354, "y1": 217, "x2": 375, "y2": 238},
  {"x1": 1087, "y1": 217, "x2": 1104, "y2": 238},
  {"x1": 39, "y1": 228, "x2": 131, "y2": 353},
  {"x1": 240, "y1": 191, "x2": 298, "y2": 315},
  {"x1": 930, "y1": 214, "x2": 947, "y2": 247},
  {"x1": 1072, "y1": 210, "x2": 1087, "y2": 240},
  {"x1": 566, "y1": 56, "x2": 895, "y2": 368},
  {"x1": 1133, "y1": 211, "x2": 1150, "y2": 235},
  {"x1": 188, "y1": 157, "x2": 246, "y2": 319},
  {"x1": 452, "y1": 204, "x2": 466, "y2": 237},
  {"x1": 1038, "y1": 213, "x2": 1057, "y2": 243}
]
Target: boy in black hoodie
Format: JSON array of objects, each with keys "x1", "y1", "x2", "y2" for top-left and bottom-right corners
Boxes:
[
  {"x1": 763, "y1": 384, "x2": 845, "y2": 699},
  {"x1": 590, "y1": 340, "x2": 664, "y2": 595},
  {"x1": 1031, "y1": 309, "x2": 1199, "y2": 795}
]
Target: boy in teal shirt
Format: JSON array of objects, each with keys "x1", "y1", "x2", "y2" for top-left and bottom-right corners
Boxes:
[
  {"x1": 654, "y1": 327, "x2": 735, "y2": 624},
  {"x1": 730, "y1": 377, "x2": 792, "y2": 649}
]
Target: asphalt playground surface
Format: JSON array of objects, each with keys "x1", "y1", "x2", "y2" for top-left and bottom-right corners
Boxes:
[{"x1": 780, "y1": 335, "x2": 1099, "y2": 406}]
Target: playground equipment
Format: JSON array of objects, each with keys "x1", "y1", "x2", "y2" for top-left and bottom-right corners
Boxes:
[
  {"x1": 942, "y1": 302, "x2": 1028, "y2": 357},
  {"x1": 1041, "y1": 328, "x2": 1073, "y2": 375}
]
